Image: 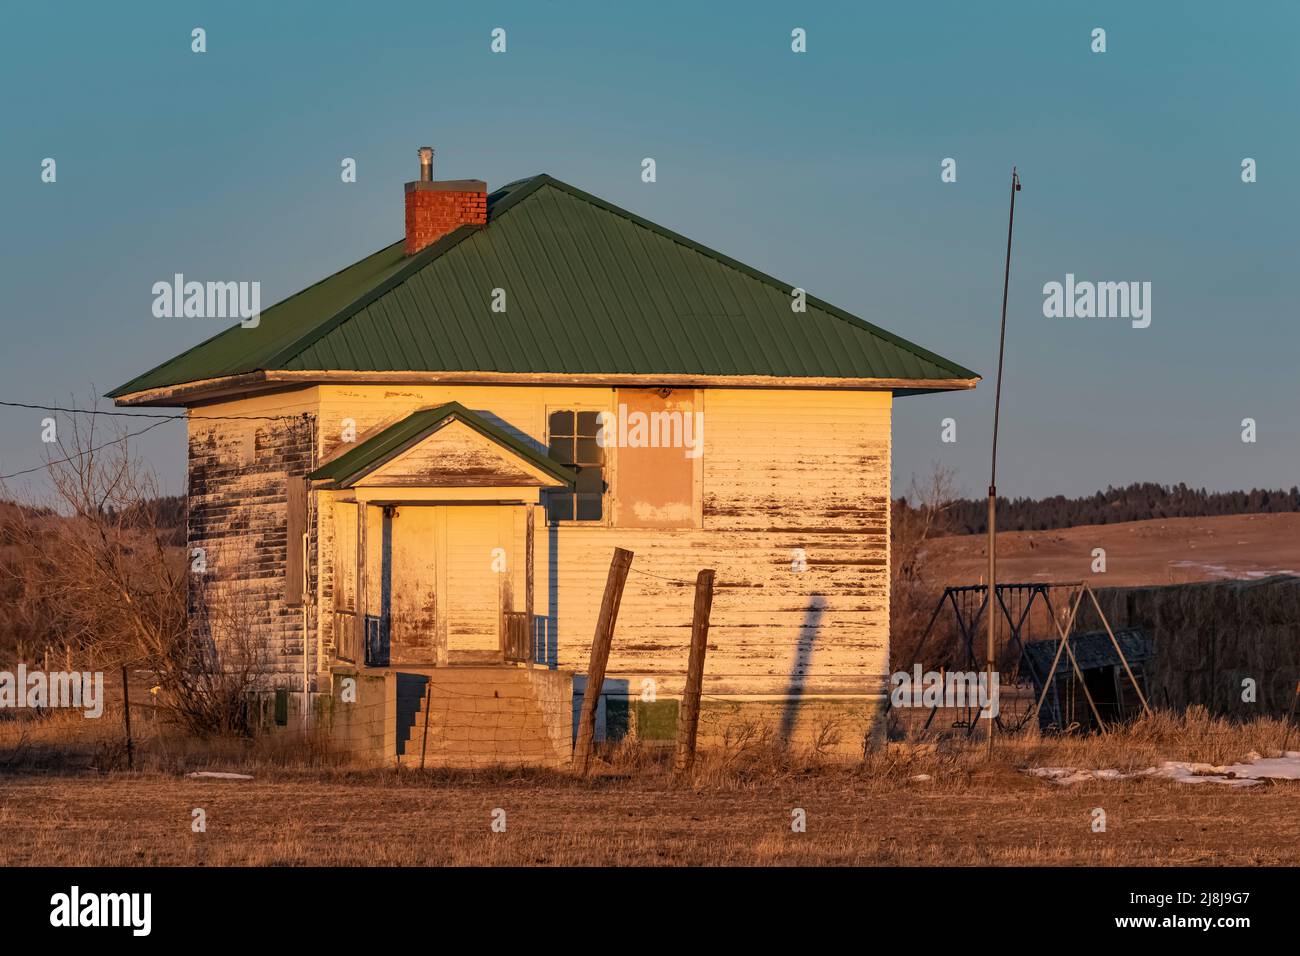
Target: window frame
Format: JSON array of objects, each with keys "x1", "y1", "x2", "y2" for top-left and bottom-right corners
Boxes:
[{"x1": 543, "y1": 403, "x2": 614, "y2": 527}]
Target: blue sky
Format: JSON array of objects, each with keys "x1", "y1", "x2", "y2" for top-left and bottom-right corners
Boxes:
[{"x1": 1, "y1": 0, "x2": 1296, "y2": 500}]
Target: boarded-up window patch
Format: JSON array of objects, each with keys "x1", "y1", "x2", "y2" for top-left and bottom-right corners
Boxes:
[{"x1": 611, "y1": 389, "x2": 698, "y2": 529}]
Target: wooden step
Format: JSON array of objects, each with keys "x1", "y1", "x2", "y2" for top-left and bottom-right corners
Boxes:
[{"x1": 391, "y1": 667, "x2": 565, "y2": 764}]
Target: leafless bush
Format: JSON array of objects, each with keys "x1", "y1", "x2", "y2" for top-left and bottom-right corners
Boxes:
[
  {"x1": 0, "y1": 404, "x2": 266, "y2": 736},
  {"x1": 809, "y1": 717, "x2": 846, "y2": 759},
  {"x1": 183, "y1": 575, "x2": 273, "y2": 735},
  {"x1": 0, "y1": 728, "x2": 31, "y2": 769},
  {"x1": 718, "y1": 717, "x2": 777, "y2": 766},
  {"x1": 891, "y1": 463, "x2": 960, "y2": 669}
]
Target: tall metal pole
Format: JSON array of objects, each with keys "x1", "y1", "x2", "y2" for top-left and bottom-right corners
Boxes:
[{"x1": 987, "y1": 167, "x2": 1020, "y2": 756}]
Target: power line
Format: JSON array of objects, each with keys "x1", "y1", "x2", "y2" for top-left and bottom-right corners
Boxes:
[
  {"x1": 0, "y1": 418, "x2": 172, "y2": 481},
  {"x1": 627, "y1": 565, "x2": 692, "y2": 586},
  {"x1": 0, "y1": 399, "x2": 311, "y2": 480}
]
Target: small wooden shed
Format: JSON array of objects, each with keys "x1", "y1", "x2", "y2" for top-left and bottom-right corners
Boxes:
[{"x1": 1023, "y1": 628, "x2": 1155, "y2": 732}]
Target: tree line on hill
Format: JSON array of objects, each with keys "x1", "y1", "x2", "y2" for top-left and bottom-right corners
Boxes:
[
  {"x1": 928, "y1": 482, "x2": 1300, "y2": 535},
  {"x1": 9, "y1": 482, "x2": 1295, "y2": 544},
  {"x1": 0, "y1": 495, "x2": 185, "y2": 547}
]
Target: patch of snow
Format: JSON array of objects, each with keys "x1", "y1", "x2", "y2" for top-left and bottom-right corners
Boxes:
[
  {"x1": 1028, "y1": 767, "x2": 1138, "y2": 785},
  {"x1": 1166, "y1": 561, "x2": 1294, "y2": 581},
  {"x1": 1027, "y1": 753, "x2": 1300, "y2": 788},
  {"x1": 1151, "y1": 762, "x2": 1260, "y2": 787},
  {"x1": 186, "y1": 771, "x2": 253, "y2": 780}
]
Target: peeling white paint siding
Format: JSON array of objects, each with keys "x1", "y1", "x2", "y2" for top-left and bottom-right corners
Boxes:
[
  {"x1": 313, "y1": 385, "x2": 890, "y2": 696},
  {"x1": 185, "y1": 389, "x2": 320, "y2": 689},
  {"x1": 192, "y1": 384, "x2": 892, "y2": 698},
  {"x1": 548, "y1": 389, "x2": 891, "y2": 695}
]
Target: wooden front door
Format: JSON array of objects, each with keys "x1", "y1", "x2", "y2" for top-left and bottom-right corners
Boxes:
[
  {"x1": 443, "y1": 505, "x2": 508, "y2": 663},
  {"x1": 386, "y1": 505, "x2": 437, "y2": 665},
  {"x1": 387, "y1": 504, "x2": 521, "y2": 665}
]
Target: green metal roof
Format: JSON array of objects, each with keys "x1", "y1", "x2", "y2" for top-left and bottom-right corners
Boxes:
[
  {"x1": 109, "y1": 174, "x2": 977, "y2": 400},
  {"x1": 308, "y1": 401, "x2": 576, "y2": 488}
]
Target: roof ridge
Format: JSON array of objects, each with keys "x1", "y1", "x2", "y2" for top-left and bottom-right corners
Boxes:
[
  {"x1": 508, "y1": 175, "x2": 978, "y2": 380},
  {"x1": 264, "y1": 172, "x2": 974, "y2": 381}
]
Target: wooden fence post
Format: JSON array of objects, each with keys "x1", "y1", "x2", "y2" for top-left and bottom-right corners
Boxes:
[
  {"x1": 419, "y1": 676, "x2": 433, "y2": 771},
  {"x1": 573, "y1": 547, "x2": 633, "y2": 776},
  {"x1": 121, "y1": 665, "x2": 134, "y2": 771},
  {"x1": 674, "y1": 569, "x2": 715, "y2": 775}
]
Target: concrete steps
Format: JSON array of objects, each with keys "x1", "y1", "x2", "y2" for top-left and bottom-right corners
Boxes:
[{"x1": 394, "y1": 667, "x2": 570, "y2": 769}]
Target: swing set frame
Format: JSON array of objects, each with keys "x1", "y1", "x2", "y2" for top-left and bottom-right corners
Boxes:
[{"x1": 909, "y1": 580, "x2": 1152, "y2": 734}]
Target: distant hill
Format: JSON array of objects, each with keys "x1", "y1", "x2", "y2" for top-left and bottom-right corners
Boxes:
[
  {"x1": 920, "y1": 483, "x2": 1300, "y2": 536},
  {"x1": 0, "y1": 496, "x2": 184, "y2": 546},
  {"x1": 927, "y1": 512, "x2": 1300, "y2": 588}
]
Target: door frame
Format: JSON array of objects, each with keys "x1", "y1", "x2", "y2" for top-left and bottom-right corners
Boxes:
[{"x1": 368, "y1": 497, "x2": 539, "y2": 667}]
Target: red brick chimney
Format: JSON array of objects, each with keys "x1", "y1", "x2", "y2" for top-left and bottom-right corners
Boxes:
[{"x1": 404, "y1": 146, "x2": 487, "y2": 255}]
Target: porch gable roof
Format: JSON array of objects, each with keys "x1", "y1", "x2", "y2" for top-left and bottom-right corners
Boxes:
[{"x1": 308, "y1": 402, "x2": 576, "y2": 489}]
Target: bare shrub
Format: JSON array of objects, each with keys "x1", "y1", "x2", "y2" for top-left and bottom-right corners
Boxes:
[
  {"x1": 720, "y1": 717, "x2": 775, "y2": 764},
  {"x1": 0, "y1": 404, "x2": 266, "y2": 737},
  {"x1": 891, "y1": 463, "x2": 960, "y2": 670},
  {"x1": 809, "y1": 716, "x2": 845, "y2": 758},
  {"x1": 165, "y1": 576, "x2": 271, "y2": 736}
]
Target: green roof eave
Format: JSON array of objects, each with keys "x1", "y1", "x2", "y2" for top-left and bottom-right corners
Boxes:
[{"x1": 307, "y1": 401, "x2": 576, "y2": 488}]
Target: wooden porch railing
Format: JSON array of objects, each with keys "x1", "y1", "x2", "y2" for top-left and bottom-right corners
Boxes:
[
  {"x1": 503, "y1": 611, "x2": 531, "y2": 664},
  {"x1": 343, "y1": 609, "x2": 528, "y2": 666},
  {"x1": 364, "y1": 615, "x2": 388, "y2": 667},
  {"x1": 334, "y1": 610, "x2": 359, "y2": 665}
]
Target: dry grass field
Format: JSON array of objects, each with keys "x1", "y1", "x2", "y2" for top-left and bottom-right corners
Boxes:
[
  {"x1": 5, "y1": 514, "x2": 1299, "y2": 868},
  {"x1": 3, "y1": 707, "x2": 1299, "y2": 866},
  {"x1": 7, "y1": 767, "x2": 1300, "y2": 867},
  {"x1": 930, "y1": 513, "x2": 1300, "y2": 587}
]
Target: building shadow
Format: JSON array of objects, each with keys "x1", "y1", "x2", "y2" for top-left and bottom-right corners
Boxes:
[{"x1": 779, "y1": 594, "x2": 826, "y2": 743}]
